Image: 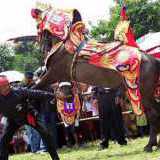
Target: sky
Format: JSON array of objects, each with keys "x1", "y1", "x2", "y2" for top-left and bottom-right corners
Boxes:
[{"x1": 0, "y1": 0, "x2": 115, "y2": 42}]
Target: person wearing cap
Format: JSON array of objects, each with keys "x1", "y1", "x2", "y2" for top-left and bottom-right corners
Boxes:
[
  {"x1": 0, "y1": 76, "x2": 59, "y2": 160},
  {"x1": 24, "y1": 71, "x2": 35, "y2": 88},
  {"x1": 57, "y1": 82, "x2": 80, "y2": 148}
]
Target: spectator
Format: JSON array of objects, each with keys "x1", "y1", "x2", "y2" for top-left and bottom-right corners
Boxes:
[
  {"x1": 11, "y1": 129, "x2": 27, "y2": 153},
  {"x1": 63, "y1": 119, "x2": 79, "y2": 147},
  {"x1": 23, "y1": 71, "x2": 35, "y2": 87},
  {"x1": 92, "y1": 87, "x2": 127, "y2": 150},
  {"x1": 91, "y1": 97, "x2": 99, "y2": 116},
  {"x1": 82, "y1": 95, "x2": 92, "y2": 115},
  {"x1": 82, "y1": 86, "x2": 94, "y2": 116},
  {"x1": 113, "y1": 88, "x2": 127, "y2": 145},
  {"x1": 57, "y1": 82, "x2": 81, "y2": 147},
  {"x1": 0, "y1": 114, "x2": 7, "y2": 140},
  {"x1": 82, "y1": 94, "x2": 99, "y2": 117}
]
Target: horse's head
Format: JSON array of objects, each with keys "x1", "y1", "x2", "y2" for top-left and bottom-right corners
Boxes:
[
  {"x1": 31, "y1": 7, "x2": 83, "y2": 55},
  {"x1": 31, "y1": 7, "x2": 86, "y2": 89},
  {"x1": 56, "y1": 82, "x2": 74, "y2": 103}
]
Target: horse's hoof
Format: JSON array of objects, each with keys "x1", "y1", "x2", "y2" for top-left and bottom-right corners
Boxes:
[
  {"x1": 144, "y1": 146, "x2": 153, "y2": 152},
  {"x1": 98, "y1": 144, "x2": 108, "y2": 151}
]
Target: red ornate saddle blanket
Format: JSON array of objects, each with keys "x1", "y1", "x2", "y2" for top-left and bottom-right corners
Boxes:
[
  {"x1": 51, "y1": 22, "x2": 143, "y2": 115},
  {"x1": 79, "y1": 41, "x2": 122, "y2": 57},
  {"x1": 64, "y1": 22, "x2": 142, "y2": 115},
  {"x1": 74, "y1": 40, "x2": 142, "y2": 115}
]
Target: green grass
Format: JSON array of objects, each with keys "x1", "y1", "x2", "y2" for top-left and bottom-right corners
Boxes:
[{"x1": 10, "y1": 137, "x2": 160, "y2": 160}]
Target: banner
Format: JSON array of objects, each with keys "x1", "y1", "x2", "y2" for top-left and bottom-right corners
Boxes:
[{"x1": 114, "y1": 0, "x2": 139, "y2": 48}]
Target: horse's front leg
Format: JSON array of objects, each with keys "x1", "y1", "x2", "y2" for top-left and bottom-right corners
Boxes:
[
  {"x1": 140, "y1": 54, "x2": 160, "y2": 152},
  {"x1": 144, "y1": 122, "x2": 157, "y2": 152},
  {"x1": 143, "y1": 104, "x2": 159, "y2": 152},
  {"x1": 32, "y1": 67, "x2": 55, "y2": 89},
  {"x1": 31, "y1": 116, "x2": 60, "y2": 160},
  {"x1": 141, "y1": 99, "x2": 158, "y2": 152}
]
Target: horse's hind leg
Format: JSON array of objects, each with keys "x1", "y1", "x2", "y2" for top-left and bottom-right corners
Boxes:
[
  {"x1": 141, "y1": 99, "x2": 158, "y2": 152},
  {"x1": 144, "y1": 120, "x2": 157, "y2": 152},
  {"x1": 152, "y1": 104, "x2": 160, "y2": 150},
  {"x1": 140, "y1": 54, "x2": 159, "y2": 152},
  {"x1": 141, "y1": 98, "x2": 160, "y2": 152}
]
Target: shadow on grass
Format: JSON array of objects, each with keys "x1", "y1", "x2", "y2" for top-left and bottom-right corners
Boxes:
[
  {"x1": 59, "y1": 143, "x2": 157, "y2": 159},
  {"x1": 106, "y1": 150, "x2": 143, "y2": 158},
  {"x1": 58, "y1": 143, "x2": 98, "y2": 154},
  {"x1": 83, "y1": 150, "x2": 152, "y2": 160}
]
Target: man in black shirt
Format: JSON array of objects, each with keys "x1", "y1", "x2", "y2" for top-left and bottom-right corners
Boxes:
[
  {"x1": 0, "y1": 76, "x2": 59, "y2": 160},
  {"x1": 92, "y1": 87, "x2": 127, "y2": 150}
]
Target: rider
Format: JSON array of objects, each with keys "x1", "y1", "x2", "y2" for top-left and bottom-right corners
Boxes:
[{"x1": 0, "y1": 76, "x2": 59, "y2": 160}]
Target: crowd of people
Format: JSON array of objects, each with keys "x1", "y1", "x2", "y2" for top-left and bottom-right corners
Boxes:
[{"x1": 0, "y1": 70, "x2": 149, "y2": 157}]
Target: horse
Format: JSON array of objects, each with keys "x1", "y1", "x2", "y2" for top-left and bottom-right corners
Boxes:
[{"x1": 31, "y1": 7, "x2": 160, "y2": 152}]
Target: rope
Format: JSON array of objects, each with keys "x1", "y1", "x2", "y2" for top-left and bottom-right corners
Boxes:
[{"x1": 57, "y1": 111, "x2": 133, "y2": 126}]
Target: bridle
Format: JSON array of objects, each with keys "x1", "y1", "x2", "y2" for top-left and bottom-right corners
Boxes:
[{"x1": 70, "y1": 39, "x2": 87, "y2": 81}]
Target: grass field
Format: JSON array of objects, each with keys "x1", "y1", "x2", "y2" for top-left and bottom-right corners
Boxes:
[{"x1": 10, "y1": 137, "x2": 160, "y2": 160}]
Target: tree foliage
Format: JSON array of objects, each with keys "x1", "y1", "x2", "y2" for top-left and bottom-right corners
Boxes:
[
  {"x1": 0, "y1": 44, "x2": 15, "y2": 72},
  {"x1": 91, "y1": 0, "x2": 160, "y2": 41},
  {"x1": 13, "y1": 42, "x2": 42, "y2": 72},
  {"x1": 0, "y1": 42, "x2": 42, "y2": 73}
]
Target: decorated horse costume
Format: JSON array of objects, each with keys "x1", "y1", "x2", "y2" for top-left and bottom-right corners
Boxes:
[
  {"x1": 32, "y1": 7, "x2": 143, "y2": 115},
  {"x1": 32, "y1": 5, "x2": 160, "y2": 153},
  {"x1": 57, "y1": 93, "x2": 81, "y2": 126}
]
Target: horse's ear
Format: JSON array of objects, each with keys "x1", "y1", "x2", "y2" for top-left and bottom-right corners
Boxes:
[
  {"x1": 70, "y1": 22, "x2": 85, "y2": 34},
  {"x1": 31, "y1": 8, "x2": 42, "y2": 19},
  {"x1": 72, "y1": 9, "x2": 82, "y2": 24},
  {"x1": 70, "y1": 22, "x2": 86, "y2": 42}
]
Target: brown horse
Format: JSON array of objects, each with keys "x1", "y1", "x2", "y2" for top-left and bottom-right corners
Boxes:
[{"x1": 32, "y1": 8, "x2": 160, "y2": 152}]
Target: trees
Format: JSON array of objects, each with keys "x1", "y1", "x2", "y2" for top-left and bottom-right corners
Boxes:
[
  {"x1": 0, "y1": 44, "x2": 15, "y2": 72},
  {"x1": 91, "y1": 0, "x2": 160, "y2": 41},
  {"x1": 13, "y1": 42, "x2": 42, "y2": 72},
  {"x1": 0, "y1": 41, "x2": 42, "y2": 72}
]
